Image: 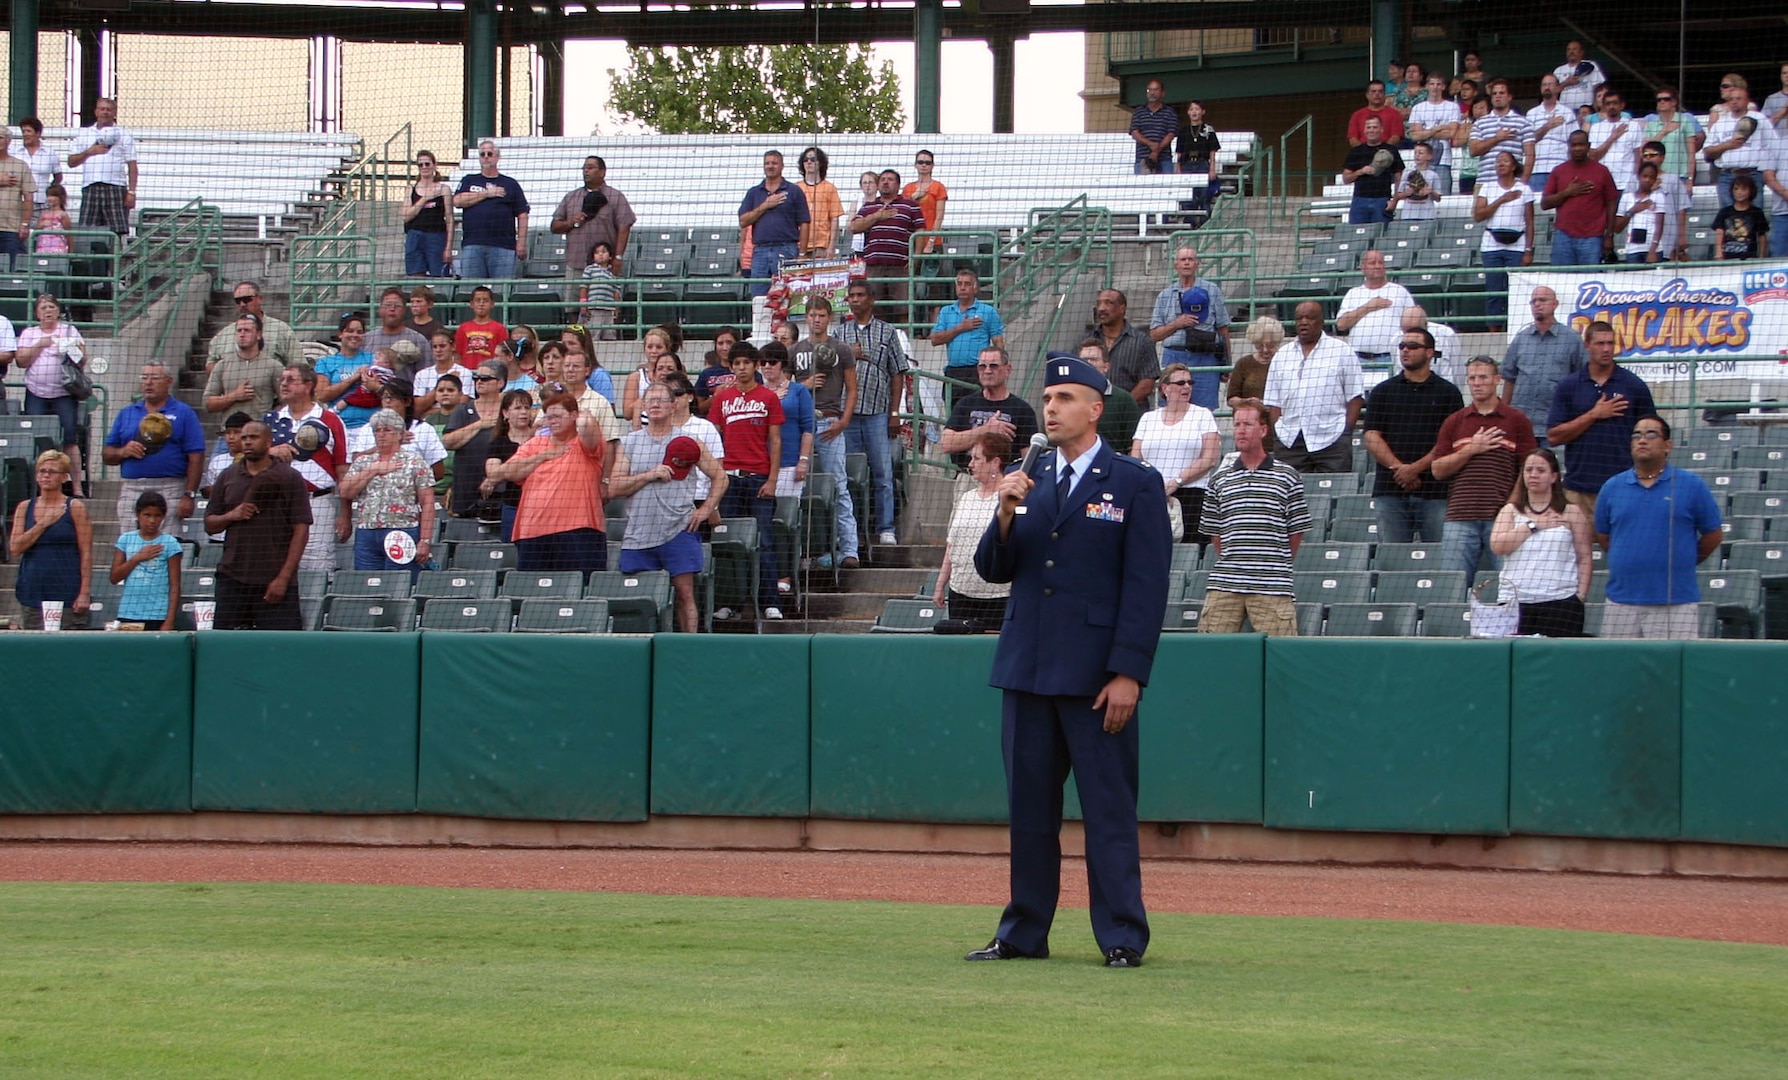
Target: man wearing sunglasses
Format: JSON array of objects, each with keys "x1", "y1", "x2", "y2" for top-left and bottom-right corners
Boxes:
[
  {"x1": 938, "y1": 346, "x2": 1037, "y2": 471},
  {"x1": 453, "y1": 140, "x2": 530, "y2": 280},
  {"x1": 206, "y1": 281, "x2": 296, "y2": 374}
]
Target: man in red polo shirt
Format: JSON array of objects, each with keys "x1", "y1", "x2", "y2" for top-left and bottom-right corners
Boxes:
[
  {"x1": 1542, "y1": 130, "x2": 1619, "y2": 264},
  {"x1": 710, "y1": 341, "x2": 787, "y2": 620}
]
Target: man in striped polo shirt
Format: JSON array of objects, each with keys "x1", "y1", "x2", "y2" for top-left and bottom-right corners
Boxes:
[
  {"x1": 1197, "y1": 399, "x2": 1313, "y2": 636},
  {"x1": 1468, "y1": 80, "x2": 1534, "y2": 182}
]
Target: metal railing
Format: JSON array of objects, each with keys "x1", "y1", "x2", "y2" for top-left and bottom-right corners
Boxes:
[
  {"x1": 336, "y1": 124, "x2": 409, "y2": 204},
  {"x1": 1272, "y1": 115, "x2": 1317, "y2": 215}
]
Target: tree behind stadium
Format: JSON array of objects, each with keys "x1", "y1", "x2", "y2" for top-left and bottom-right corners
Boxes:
[{"x1": 607, "y1": 46, "x2": 905, "y2": 134}]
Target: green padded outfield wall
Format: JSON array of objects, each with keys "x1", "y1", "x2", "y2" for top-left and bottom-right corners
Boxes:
[
  {"x1": 1264, "y1": 638, "x2": 1511, "y2": 834},
  {"x1": 650, "y1": 634, "x2": 809, "y2": 817},
  {"x1": 191, "y1": 631, "x2": 421, "y2": 813},
  {"x1": 1509, "y1": 639, "x2": 1681, "y2": 840},
  {"x1": 417, "y1": 635, "x2": 651, "y2": 821},
  {"x1": 811, "y1": 636, "x2": 1008, "y2": 822},
  {"x1": 1140, "y1": 634, "x2": 1264, "y2": 823},
  {"x1": 1681, "y1": 642, "x2": 1788, "y2": 846},
  {"x1": 0, "y1": 634, "x2": 193, "y2": 813}
]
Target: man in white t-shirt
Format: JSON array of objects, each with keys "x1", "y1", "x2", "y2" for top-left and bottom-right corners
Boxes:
[
  {"x1": 1588, "y1": 90, "x2": 1646, "y2": 192},
  {"x1": 1640, "y1": 142, "x2": 1690, "y2": 260},
  {"x1": 1335, "y1": 250, "x2": 1414, "y2": 366},
  {"x1": 1407, "y1": 72, "x2": 1465, "y2": 195},
  {"x1": 1525, "y1": 74, "x2": 1576, "y2": 193},
  {"x1": 1553, "y1": 40, "x2": 1605, "y2": 115},
  {"x1": 1705, "y1": 73, "x2": 1780, "y2": 209},
  {"x1": 65, "y1": 97, "x2": 137, "y2": 236}
]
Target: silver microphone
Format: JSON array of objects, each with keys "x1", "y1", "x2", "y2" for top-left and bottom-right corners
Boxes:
[{"x1": 1018, "y1": 431, "x2": 1050, "y2": 477}]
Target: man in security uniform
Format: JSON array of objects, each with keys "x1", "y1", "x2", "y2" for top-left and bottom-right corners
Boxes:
[{"x1": 968, "y1": 355, "x2": 1172, "y2": 968}]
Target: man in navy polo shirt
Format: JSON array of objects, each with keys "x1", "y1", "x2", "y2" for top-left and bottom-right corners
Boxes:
[
  {"x1": 1594, "y1": 415, "x2": 1722, "y2": 639},
  {"x1": 102, "y1": 360, "x2": 206, "y2": 533},
  {"x1": 738, "y1": 149, "x2": 810, "y2": 298},
  {"x1": 452, "y1": 140, "x2": 530, "y2": 280},
  {"x1": 1546, "y1": 320, "x2": 1656, "y2": 519}
]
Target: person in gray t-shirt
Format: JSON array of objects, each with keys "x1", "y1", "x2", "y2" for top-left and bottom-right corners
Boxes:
[{"x1": 610, "y1": 382, "x2": 726, "y2": 632}]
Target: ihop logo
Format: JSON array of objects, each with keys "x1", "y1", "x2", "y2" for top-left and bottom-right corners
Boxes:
[{"x1": 1742, "y1": 268, "x2": 1788, "y2": 303}]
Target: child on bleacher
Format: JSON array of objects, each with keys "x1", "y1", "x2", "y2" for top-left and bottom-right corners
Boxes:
[
  {"x1": 579, "y1": 240, "x2": 621, "y2": 339},
  {"x1": 33, "y1": 186, "x2": 70, "y2": 253},
  {"x1": 1388, "y1": 142, "x2": 1441, "y2": 222},
  {"x1": 110, "y1": 490, "x2": 182, "y2": 630}
]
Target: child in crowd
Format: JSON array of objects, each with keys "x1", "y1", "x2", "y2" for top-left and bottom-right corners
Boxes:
[
  {"x1": 110, "y1": 491, "x2": 182, "y2": 630},
  {"x1": 1388, "y1": 142, "x2": 1442, "y2": 221},
  {"x1": 1713, "y1": 175, "x2": 1770, "y2": 260},
  {"x1": 579, "y1": 240, "x2": 621, "y2": 338},
  {"x1": 33, "y1": 186, "x2": 70, "y2": 253}
]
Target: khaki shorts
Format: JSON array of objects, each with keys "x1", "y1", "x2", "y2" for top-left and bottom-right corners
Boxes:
[
  {"x1": 1565, "y1": 488, "x2": 1598, "y2": 519},
  {"x1": 1199, "y1": 589, "x2": 1298, "y2": 636}
]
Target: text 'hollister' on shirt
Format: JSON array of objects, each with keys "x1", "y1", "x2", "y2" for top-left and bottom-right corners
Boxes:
[{"x1": 712, "y1": 385, "x2": 786, "y2": 474}]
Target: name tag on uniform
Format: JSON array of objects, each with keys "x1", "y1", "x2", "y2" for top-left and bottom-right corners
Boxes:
[
  {"x1": 1086, "y1": 502, "x2": 1125, "y2": 523},
  {"x1": 1014, "y1": 506, "x2": 1028, "y2": 515}
]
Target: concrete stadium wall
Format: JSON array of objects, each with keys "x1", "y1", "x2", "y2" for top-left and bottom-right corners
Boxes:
[{"x1": 3, "y1": 633, "x2": 1786, "y2": 871}]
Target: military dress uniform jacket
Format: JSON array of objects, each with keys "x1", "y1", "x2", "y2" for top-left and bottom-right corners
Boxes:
[{"x1": 974, "y1": 440, "x2": 1173, "y2": 698}]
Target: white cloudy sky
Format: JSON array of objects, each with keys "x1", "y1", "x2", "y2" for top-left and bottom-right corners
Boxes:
[{"x1": 562, "y1": 33, "x2": 1087, "y2": 135}]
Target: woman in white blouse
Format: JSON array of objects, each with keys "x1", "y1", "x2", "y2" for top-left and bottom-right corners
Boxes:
[
  {"x1": 1472, "y1": 151, "x2": 1534, "y2": 332},
  {"x1": 1130, "y1": 361, "x2": 1220, "y2": 544},
  {"x1": 932, "y1": 431, "x2": 1011, "y2": 629},
  {"x1": 1490, "y1": 447, "x2": 1592, "y2": 636}
]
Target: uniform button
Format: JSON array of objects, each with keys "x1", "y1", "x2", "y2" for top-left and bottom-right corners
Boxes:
[
  {"x1": 1045, "y1": 560, "x2": 1055, "y2": 569},
  {"x1": 1049, "y1": 531, "x2": 1059, "y2": 540},
  {"x1": 1043, "y1": 588, "x2": 1053, "y2": 597}
]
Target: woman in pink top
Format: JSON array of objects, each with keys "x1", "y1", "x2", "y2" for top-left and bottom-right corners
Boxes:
[{"x1": 488, "y1": 390, "x2": 607, "y2": 572}]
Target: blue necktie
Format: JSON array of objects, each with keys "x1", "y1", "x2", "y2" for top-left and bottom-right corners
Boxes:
[{"x1": 1056, "y1": 464, "x2": 1074, "y2": 507}]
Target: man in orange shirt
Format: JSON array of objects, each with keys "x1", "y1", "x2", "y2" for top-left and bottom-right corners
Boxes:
[{"x1": 902, "y1": 149, "x2": 947, "y2": 255}]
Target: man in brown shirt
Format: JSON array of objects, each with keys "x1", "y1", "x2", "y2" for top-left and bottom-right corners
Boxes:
[
  {"x1": 1430, "y1": 356, "x2": 1536, "y2": 579},
  {"x1": 203, "y1": 420, "x2": 311, "y2": 629},
  {"x1": 0, "y1": 130, "x2": 38, "y2": 261}
]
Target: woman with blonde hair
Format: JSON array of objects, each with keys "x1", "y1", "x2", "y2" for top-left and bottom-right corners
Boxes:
[
  {"x1": 622, "y1": 326, "x2": 677, "y2": 428},
  {"x1": 1228, "y1": 315, "x2": 1282, "y2": 409},
  {"x1": 9, "y1": 450, "x2": 92, "y2": 628}
]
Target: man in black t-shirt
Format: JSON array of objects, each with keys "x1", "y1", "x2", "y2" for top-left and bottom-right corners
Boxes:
[
  {"x1": 936, "y1": 346, "x2": 1039, "y2": 470},
  {"x1": 1361, "y1": 328, "x2": 1461, "y2": 544},
  {"x1": 203, "y1": 420, "x2": 311, "y2": 630},
  {"x1": 1341, "y1": 117, "x2": 1404, "y2": 225}
]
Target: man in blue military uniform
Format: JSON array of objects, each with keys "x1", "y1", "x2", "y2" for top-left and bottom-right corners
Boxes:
[{"x1": 968, "y1": 355, "x2": 1173, "y2": 968}]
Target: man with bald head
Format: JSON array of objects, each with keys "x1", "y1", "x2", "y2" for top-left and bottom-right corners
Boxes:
[
  {"x1": 1093, "y1": 288, "x2": 1159, "y2": 404},
  {"x1": 1262, "y1": 301, "x2": 1364, "y2": 473},
  {"x1": 1501, "y1": 285, "x2": 1585, "y2": 445}
]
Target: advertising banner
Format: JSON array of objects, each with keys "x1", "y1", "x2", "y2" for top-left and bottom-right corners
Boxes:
[{"x1": 1510, "y1": 264, "x2": 1788, "y2": 383}]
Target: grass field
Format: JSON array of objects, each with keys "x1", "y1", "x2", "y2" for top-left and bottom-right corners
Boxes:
[{"x1": 3, "y1": 881, "x2": 1785, "y2": 1078}]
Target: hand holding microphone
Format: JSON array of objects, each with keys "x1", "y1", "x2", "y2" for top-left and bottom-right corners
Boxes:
[{"x1": 998, "y1": 432, "x2": 1050, "y2": 524}]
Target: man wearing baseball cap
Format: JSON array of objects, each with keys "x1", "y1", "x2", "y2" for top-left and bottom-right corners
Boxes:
[
  {"x1": 103, "y1": 359, "x2": 206, "y2": 533},
  {"x1": 611, "y1": 381, "x2": 727, "y2": 633},
  {"x1": 966, "y1": 354, "x2": 1171, "y2": 970},
  {"x1": 1148, "y1": 246, "x2": 1231, "y2": 410}
]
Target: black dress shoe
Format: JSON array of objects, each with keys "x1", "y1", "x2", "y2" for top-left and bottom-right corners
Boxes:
[
  {"x1": 1104, "y1": 946, "x2": 1143, "y2": 968},
  {"x1": 964, "y1": 938, "x2": 1042, "y2": 961}
]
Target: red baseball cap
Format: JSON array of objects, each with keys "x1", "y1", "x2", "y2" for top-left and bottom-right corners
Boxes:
[{"x1": 663, "y1": 435, "x2": 701, "y2": 480}]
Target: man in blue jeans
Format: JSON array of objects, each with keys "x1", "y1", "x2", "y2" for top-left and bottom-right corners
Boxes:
[
  {"x1": 1541, "y1": 131, "x2": 1617, "y2": 265},
  {"x1": 738, "y1": 150, "x2": 810, "y2": 297},
  {"x1": 1362, "y1": 328, "x2": 1462, "y2": 543},
  {"x1": 452, "y1": 140, "x2": 529, "y2": 280},
  {"x1": 837, "y1": 280, "x2": 907, "y2": 546}
]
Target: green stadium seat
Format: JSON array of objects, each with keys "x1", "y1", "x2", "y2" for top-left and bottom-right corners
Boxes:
[
  {"x1": 1733, "y1": 446, "x2": 1788, "y2": 471},
  {"x1": 1418, "y1": 602, "x2": 1473, "y2": 637},
  {"x1": 500, "y1": 571, "x2": 585, "y2": 608},
  {"x1": 1161, "y1": 601, "x2": 1203, "y2": 632},
  {"x1": 1293, "y1": 570, "x2": 1372, "y2": 606},
  {"x1": 1698, "y1": 569, "x2": 1765, "y2": 638},
  {"x1": 1730, "y1": 492, "x2": 1788, "y2": 519},
  {"x1": 585, "y1": 569, "x2": 671, "y2": 633},
  {"x1": 1325, "y1": 518, "x2": 1380, "y2": 544},
  {"x1": 1323, "y1": 602, "x2": 1418, "y2": 637},
  {"x1": 328, "y1": 569, "x2": 411, "y2": 598},
  {"x1": 413, "y1": 569, "x2": 498, "y2": 600},
  {"x1": 1180, "y1": 569, "x2": 1209, "y2": 603},
  {"x1": 514, "y1": 598, "x2": 612, "y2": 633},
  {"x1": 1373, "y1": 542, "x2": 1442, "y2": 572},
  {"x1": 1294, "y1": 602, "x2": 1325, "y2": 636},
  {"x1": 418, "y1": 597, "x2": 512, "y2": 632},
  {"x1": 321, "y1": 596, "x2": 416, "y2": 631},
  {"x1": 450, "y1": 542, "x2": 519, "y2": 574},
  {"x1": 871, "y1": 598, "x2": 944, "y2": 633},
  {"x1": 1295, "y1": 541, "x2": 1372, "y2": 573},
  {"x1": 1373, "y1": 569, "x2": 1468, "y2": 606}
]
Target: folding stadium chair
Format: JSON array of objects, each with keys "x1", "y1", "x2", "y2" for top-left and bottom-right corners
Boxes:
[
  {"x1": 1180, "y1": 570, "x2": 1209, "y2": 603},
  {"x1": 514, "y1": 598, "x2": 613, "y2": 633},
  {"x1": 321, "y1": 597, "x2": 417, "y2": 631},
  {"x1": 180, "y1": 568, "x2": 221, "y2": 601},
  {"x1": 418, "y1": 597, "x2": 512, "y2": 632},
  {"x1": 500, "y1": 571, "x2": 584, "y2": 611},
  {"x1": 1325, "y1": 517, "x2": 1380, "y2": 545},
  {"x1": 412, "y1": 569, "x2": 499, "y2": 600},
  {"x1": 328, "y1": 570, "x2": 411, "y2": 598},
  {"x1": 585, "y1": 569, "x2": 671, "y2": 633},
  {"x1": 84, "y1": 570, "x2": 123, "y2": 624},
  {"x1": 1733, "y1": 446, "x2": 1788, "y2": 472},
  {"x1": 708, "y1": 517, "x2": 760, "y2": 619},
  {"x1": 450, "y1": 542, "x2": 518, "y2": 574},
  {"x1": 1373, "y1": 542, "x2": 1442, "y2": 573},
  {"x1": 1294, "y1": 541, "x2": 1371, "y2": 573},
  {"x1": 1373, "y1": 569, "x2": 1468, "y2": 606},
  {"x1": 1293, "y1": 570, "x2": 1372, "y2": 607},
  {"x1": 1294, "y1": 602, "x2": 1326, "y2": 636},
  {"x1": 870, "y1": 598, "x2": 944, "y2": 633},
  {"x1": 912, "y1": 569, "x2": 940, "y2": 600},
  {"x1": 1161, "y1": 601, "x2": 1203, "y2": 632},
  {"x1": 1671, "y1": 445, "x2": 1734, "y2": 470},
  {"x1": 1417, "y1": 602, "x2": 1473, "y2": 637},
  {"x1": 1698, "y1": 570, "x2": 1764, "y2": 638},
  {"x1": 1323, "y1": 602, "x2": 1418, "y2": 637}
]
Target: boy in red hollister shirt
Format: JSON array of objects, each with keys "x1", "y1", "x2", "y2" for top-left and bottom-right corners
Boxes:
[
  {"x1": 453, "y1": 285, "x2": 509, "y2": 369},
  {"x1": 711, "y1": 342, "x2": 787, "y2": 619}
]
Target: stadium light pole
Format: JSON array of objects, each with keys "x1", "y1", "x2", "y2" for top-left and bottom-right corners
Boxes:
[
  {"x1": 466, "y1": 0, "x2": 499, "y2": 147},
  {"x1": 915, "y1": 0, "x2": 942, "y2": 133}
]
